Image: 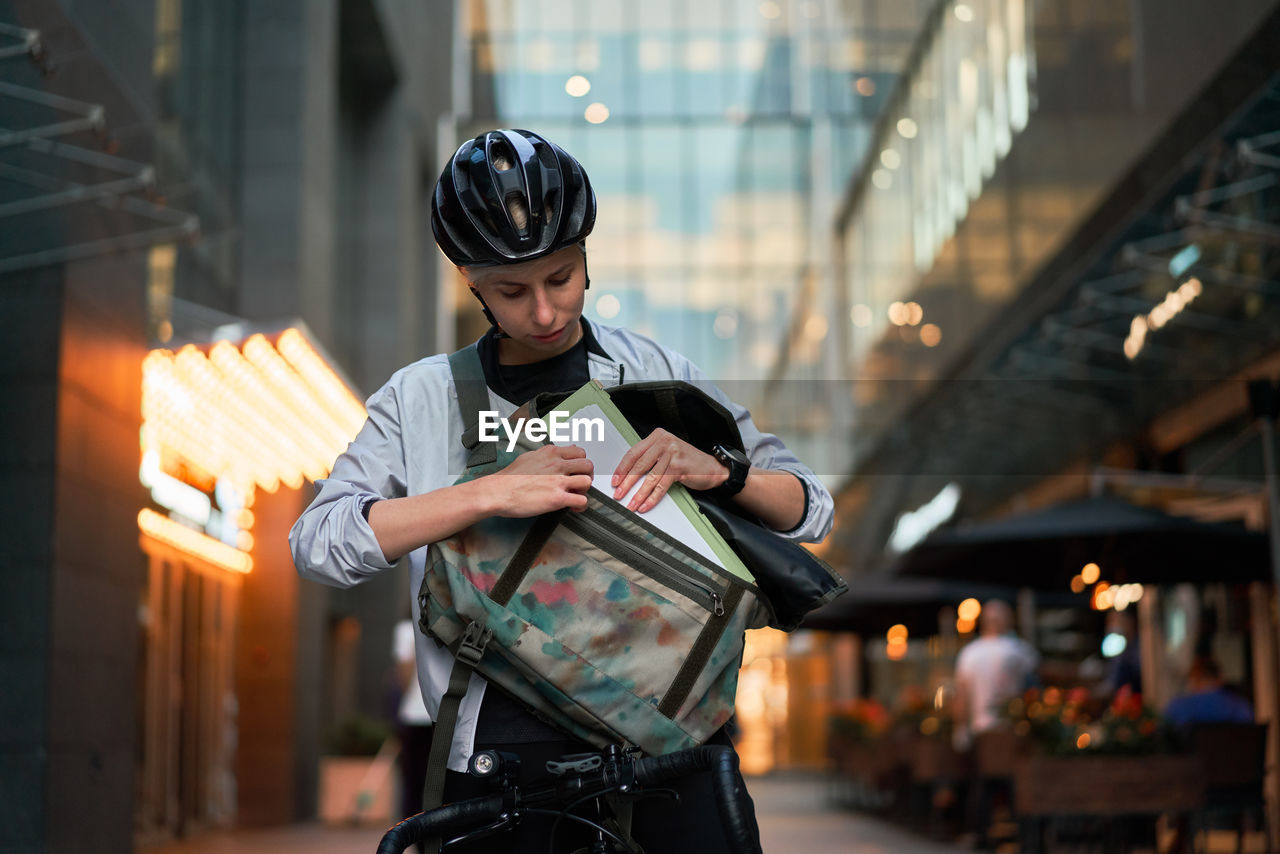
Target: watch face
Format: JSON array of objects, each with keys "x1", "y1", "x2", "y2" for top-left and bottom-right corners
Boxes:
[{"x1": 713, "y1": 444, "x2": 749, "y2": 495}]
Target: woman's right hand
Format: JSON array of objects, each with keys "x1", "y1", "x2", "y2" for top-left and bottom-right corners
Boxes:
[
  {"x1": 367, "y1": 445, "x2": 593, "y2": 562},
  {"x1": 484, "y1": 444, "x2": 594, "y2": 517}
]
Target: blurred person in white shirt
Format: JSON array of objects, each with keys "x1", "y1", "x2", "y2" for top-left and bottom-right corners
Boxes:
[{"x1": 952, "y1": 599, "x2": 1038, "y2": 748}]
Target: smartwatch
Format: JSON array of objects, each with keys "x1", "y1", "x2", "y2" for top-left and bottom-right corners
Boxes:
[{"x1": 711, "y1": 444, "x2": 750, "y2": 497}]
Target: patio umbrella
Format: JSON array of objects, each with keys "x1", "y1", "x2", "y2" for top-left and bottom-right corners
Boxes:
[
  {"x1": 801, "y1": 573, "x2": 1028, "y2": 636},
  {"x1": 894, "y1": 495, "x2": 1271, "y2": 590}
]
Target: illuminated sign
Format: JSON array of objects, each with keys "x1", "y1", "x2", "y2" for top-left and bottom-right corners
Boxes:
[
  {"x1": 138, "y1": 508, "x2": 252, "y2": 575},
  {"x1": 138, "y1": 327, "x2": 365, "y2": 574}
]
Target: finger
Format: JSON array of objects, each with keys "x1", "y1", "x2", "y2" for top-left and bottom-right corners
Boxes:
[
  {"x1": 611, "y1": 435, "x2": 653, "y2": 488},
  {"x1": 614, "y1": 441, "x2": 665, "y2": 500},
  {"x1": 556, "y1": 444, "x2": 587, "y2": 459},
  {"x1": 630, "y1": 448, "x2": 673, "y2": 512},
  {"x1": 561, "y1": 457, "x2": 594, "y2": 476},
  {"x1": 644, "y1": 466, "x2": 682, "y2": 512},
  {"x1": 565, "y1": 474, "x2": 593, "y2": 494}
]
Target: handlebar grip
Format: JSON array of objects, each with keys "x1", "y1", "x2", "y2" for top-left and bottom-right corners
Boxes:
[
  {"x1": 634, "y1": 746, "x2": 762, "y2": 854},
  {"x1": 375, "y1": 794, "x2": 505, "y2": 854}
]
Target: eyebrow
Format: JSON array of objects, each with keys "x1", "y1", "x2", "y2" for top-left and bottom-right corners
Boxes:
[{"x1": 489, "y1": 262, "x2": 575, "y2": 289}]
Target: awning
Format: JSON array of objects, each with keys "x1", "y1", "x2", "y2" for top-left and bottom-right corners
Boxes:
[
  {"x1": 0, "y1": 22, "x2": 198, "y2": 275},
  {"x1": 801, "y1": 573, "x2": 1026, "y2": 636},
  {"x1": 894, "y1": 496, "x2": 1272, "y2": 589}
]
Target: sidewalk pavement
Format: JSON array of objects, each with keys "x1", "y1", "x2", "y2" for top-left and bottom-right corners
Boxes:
[
  {"x1": 147, "y1": 773, "x2": 969, "y2": 854},
  {"x1": 752, "y1": 773, "x2": 969, "y2": 853}
]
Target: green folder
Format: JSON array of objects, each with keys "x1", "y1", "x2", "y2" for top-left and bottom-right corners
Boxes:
[{"x1": 553, "y1": 379, "x2": 755, "y2": 584}]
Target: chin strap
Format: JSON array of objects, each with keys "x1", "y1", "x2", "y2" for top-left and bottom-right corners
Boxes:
[{"x1": 469, "y1": 287, "x2": 509, "y2": 338}]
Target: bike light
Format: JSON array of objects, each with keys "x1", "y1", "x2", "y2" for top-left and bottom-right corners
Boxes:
[{"x1": 470, "y1": 751, "x2": 498, "y2": 777}]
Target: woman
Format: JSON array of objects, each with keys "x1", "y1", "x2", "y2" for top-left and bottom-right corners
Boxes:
[{"x1": 291, "y1": 128, "x2": 834, "y2": 851}]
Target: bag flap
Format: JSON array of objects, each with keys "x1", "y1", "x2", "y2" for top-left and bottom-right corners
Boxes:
[
  {"x1": 529, "y1": 380, "x2": 745, "y2": 454},
  {"x1": 695, "y1": 498, "x2": 848, "y2": 632}
]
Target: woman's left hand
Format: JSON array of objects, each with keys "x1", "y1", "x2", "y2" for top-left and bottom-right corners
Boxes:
[{"x1": 611, "y1": 428, "x2": 727, "y2": 513}]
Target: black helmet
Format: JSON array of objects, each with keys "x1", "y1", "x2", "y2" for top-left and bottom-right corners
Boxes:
[{"x1": 431, "y1": 128, "x2": 596, "y2": 267}]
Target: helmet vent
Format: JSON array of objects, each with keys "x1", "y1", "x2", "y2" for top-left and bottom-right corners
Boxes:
[
  {"x1": 491, "y1": 143, "x2": 515, "y2": 172},
  {"x1": 543, "y1": 189, "x2": 558, "y2": 227},
  {"x1": 505, "y1": 193, "x2": 530, "y2": 232}
]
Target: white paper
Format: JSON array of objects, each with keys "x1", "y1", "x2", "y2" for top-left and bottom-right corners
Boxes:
[{"x1": 553, "y1": 404, "x2": 724, "y2": 568}]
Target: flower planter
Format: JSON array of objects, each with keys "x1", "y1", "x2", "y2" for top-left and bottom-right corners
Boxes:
[
  {"x1": 318, "y1": 755, "x2": 396, "y2": 825},
  {"x1": 1013, "y1": 754, "x2": 1203, "y2": 816},
  {"x1": 973, "y1": 728, "x2": 1027, "y2": 778},
  {"x1": 909, "y1": 737, "x2": 967, "y2": 783}
]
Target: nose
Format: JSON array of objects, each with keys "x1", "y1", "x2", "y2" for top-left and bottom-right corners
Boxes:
[{"x1": 532, "y1": 286, "x2": 556, "y2": 327}]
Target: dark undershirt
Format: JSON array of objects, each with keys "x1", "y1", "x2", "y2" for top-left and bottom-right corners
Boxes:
[
  {"x1": 476, "y1": 324, "x2": 591, "y2": 406},
  {"x1": 473, "y1": 323, "x2": 593, "y2": 743}
]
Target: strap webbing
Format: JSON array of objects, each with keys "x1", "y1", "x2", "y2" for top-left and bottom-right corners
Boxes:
[
  {"x1": 489, "y1": 512, "x2": 562, "y2": 606},
  {"x1": 421, "y1": 622, "x2": 492, "y2": 853},
  {"x1": 657, "y1": 584, "x2": 744, "y2": 719},
  {"x1": 449, "y1": 345, "x2": 497, "y2": 468}
]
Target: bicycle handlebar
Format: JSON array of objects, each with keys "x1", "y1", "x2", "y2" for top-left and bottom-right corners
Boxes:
[
  {"x1": 633, "y1": 745, "x2": 757, "y2": 850},
  {"x1": 375, "y1": 744, "x2": 760, "y2": 854},
  {"x1": 375, "y1": 794, "x2": 504, "y2": 854}
]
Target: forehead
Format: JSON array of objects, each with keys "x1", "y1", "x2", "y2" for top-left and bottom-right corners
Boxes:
[{"x1": 467, "y1": 245, "x2": 581, "y2": 287}]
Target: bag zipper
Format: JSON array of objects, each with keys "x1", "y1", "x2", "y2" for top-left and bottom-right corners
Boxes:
[{"x1": 560, "y1": 513, "x2": 725, "y2": 617}]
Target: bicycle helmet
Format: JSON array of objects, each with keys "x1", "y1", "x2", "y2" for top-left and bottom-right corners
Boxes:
[{"x1": 431, "y1": 128, "x2": 596, "y2": 267}]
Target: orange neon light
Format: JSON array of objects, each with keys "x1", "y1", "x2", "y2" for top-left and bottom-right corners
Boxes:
[
  {"x1": 277, "y1": 328, "x2": 366, "y2": 436},
  {"x1": 138, "y1": 509, "x2": 253, "y2": 574},
  {"x1": 141, "y1": 328, "x2": 366, "y2": 493},
  {"x1": 141, "y1": 327, "x2": 366, "y2": 572}
]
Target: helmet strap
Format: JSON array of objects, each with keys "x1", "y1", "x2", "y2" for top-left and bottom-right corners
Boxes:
[{"x1": 469, "y1": 287, "x2": 510, "y2": 338}]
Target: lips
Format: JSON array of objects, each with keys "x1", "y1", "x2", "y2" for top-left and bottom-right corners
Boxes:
[{"x1": 530, "y1": 325, "x2": 567, "y2": 343}]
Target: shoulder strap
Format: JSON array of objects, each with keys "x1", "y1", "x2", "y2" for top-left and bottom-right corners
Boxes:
[
  {"x1": 417, "y1": 513, "x2": 561, "y2": 848},
  {"x1": 448, "y1": 344, "x2": 498, "y2": 468},
  {"x1": 421, "y1": 622, "x2": 492, "y2": 853}
]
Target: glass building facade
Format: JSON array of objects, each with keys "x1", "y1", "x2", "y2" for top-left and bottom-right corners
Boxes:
[
  {"x1": 823, "y1": 0, "x2": 1280, "y2": 569},
  {"x1": 456, "y1": 0, "x2": 935, "y2": 480}
]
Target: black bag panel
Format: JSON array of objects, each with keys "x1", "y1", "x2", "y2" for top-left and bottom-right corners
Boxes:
[{"x1": 695, "y1": 498, "x2": 848, "y2": 632}]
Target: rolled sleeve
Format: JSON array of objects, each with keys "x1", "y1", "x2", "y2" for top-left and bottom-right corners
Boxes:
[{"x1": 289, "y1": 384, "x2": 408, "y2": 587}]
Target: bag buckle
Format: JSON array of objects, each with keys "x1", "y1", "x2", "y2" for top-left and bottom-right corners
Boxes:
[{"x1": 458, "y1": 622, "x2": 493, "y2": 667}]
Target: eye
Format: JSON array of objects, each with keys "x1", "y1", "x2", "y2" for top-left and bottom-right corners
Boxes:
[
  {"x1": 547, "y1": 276, "x2": 570, "y2": 287},
  {"x1": 497, "y1": 287, "x2": 525, "y2": 300}
]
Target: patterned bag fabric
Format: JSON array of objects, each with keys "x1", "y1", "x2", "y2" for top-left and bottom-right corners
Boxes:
[
  {"x1": 419, "y1": 440, "x2": 769, "y2": 757},
  {"x1": 416, "y1": 345, "x2": 775, "y2": 760}
]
